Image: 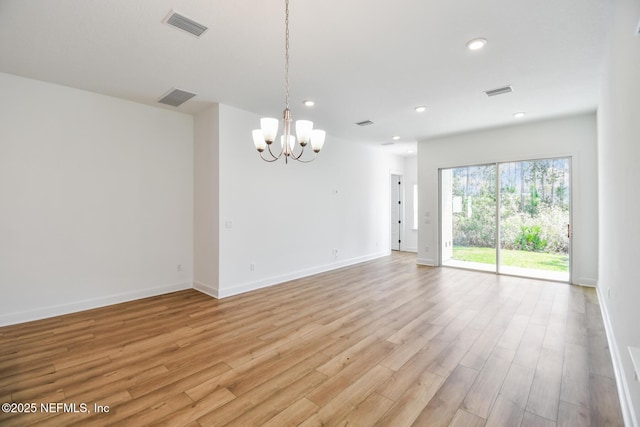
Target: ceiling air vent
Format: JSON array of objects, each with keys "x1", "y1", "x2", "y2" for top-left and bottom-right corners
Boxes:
[
  {"x1": 158, "y1": 88, "x2": 197, "y2": 107},
  {"x1": 356, "y1": 120, "x2": 374, "y2": 126},
  {"x1": 381, "y1": 142, "x2": 394, "y2": 146},
  {"x1": 163, "y1": 10, "x2": 208, "y2": 37},
  {"x1": 484, "y1": 85, "x2": 513, "y2": 97}
]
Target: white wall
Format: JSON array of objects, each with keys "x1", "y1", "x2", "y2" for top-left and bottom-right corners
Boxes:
[
  {"x1": 193, "y1": 105, "x2": 220, "y2": 294},
  {"x1": 202, "y1": 104, "x2": 403, "y2": 297},
  {"x1": 597, "y1": 0, "x2": 640, "y2": 423},
  {"x1": 0, "y1": 72, "x2": 194, "y2": 326},
  {"x1": 417, "y1": 113, "x2": 598, "y2": 286}
]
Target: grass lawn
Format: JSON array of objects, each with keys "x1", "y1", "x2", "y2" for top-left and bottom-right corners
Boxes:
[{"x1": 453, "y1": 246, "x2": 569, "y2": 272}]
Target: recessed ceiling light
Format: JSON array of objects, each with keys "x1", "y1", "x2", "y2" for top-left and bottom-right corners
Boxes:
[
  {"x1": 303, "y1": 100, "x2": 315, "y2": 107},
  {"x1": 466, "y1": 38, "x2": 487, "y2": 51},
  {"x1": 392, "y1": 136, "x2": 400, "y2": 140},
  {"x1": 415, "y1": 106, "x2": 427, "y2": 113},
  {"x1": 408, "y1": 150, "x2": 414, "y2": 154},
  {"x1": 513, "y1": 112, "x2": 526, "y2": 118}
]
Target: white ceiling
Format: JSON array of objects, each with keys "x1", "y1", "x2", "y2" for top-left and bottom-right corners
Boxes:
[{"x1": 0, "y1": 0, "x2": 613, "y2": 156}]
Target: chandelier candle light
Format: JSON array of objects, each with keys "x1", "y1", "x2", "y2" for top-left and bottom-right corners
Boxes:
[{"x1": 252, "y1": 0, "x2": 326, "y2": 163}]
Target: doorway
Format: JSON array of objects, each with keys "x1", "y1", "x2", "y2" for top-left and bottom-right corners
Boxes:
[
  {"x1": 391, "y1": 174, "x2": 403, "y2": 251},
  {"x1": 440, "y1": 157, "x2": 571, "y2": 282}
]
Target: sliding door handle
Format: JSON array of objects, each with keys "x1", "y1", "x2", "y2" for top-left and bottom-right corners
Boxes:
[{"x1": 567, "y1": 224, "x2": 571, "y2": 238}]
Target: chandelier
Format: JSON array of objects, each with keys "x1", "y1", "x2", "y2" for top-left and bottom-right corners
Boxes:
[{"x1": 252, "y1": 0, "x2": 326, "y2": 163}]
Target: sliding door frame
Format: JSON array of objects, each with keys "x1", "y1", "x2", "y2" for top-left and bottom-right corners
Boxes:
[{"x1": 439, "y1": 156, "x2": 573, "y2": 283}]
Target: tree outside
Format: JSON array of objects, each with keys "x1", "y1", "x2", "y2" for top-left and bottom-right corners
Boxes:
[{"x1": 449, "y1": 158, "x2": 570, "y2": 273}]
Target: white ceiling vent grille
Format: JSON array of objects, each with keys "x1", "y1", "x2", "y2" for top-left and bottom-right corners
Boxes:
[
  {"x1": 381, "y1": 142, "x2": 394, "y2": 146},
  {"x1": 158, "y1": 88, "x2": 197, "y2": 107},
  {"x1": 485, "y1": 85, "x2": 513, "y2": 97},
  {"x1": 356, "y1": 120, "x2": 374, "y2": 126},
  {"x1": 163, "y1": 10, "x2": 208, "y2": 37}
]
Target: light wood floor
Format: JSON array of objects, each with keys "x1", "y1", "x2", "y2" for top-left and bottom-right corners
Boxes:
[{"x1": 0, "y1": 252, "x2": 624, "y2": 426}]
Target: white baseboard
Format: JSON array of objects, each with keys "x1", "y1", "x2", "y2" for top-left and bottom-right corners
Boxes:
[
  {"x1": 193, "y1": 280, "x2": 219, "y2": 299},
  {"x1": 400, "y1": 247, "x2": 418, "y2": 253},
  {"x1": 0, "y1": 282, "x2": 191, "y2": 327},
  {"x1": 417, "y1": 257, "x2": 436, "y2": 266},
  {"x1": 206, "y1": 251, "x2": 391, "y2": 299},
  {"x1": 574, "y1": 277, "x2": 597, "y2": 287},
  {"x1": 596, "y1": 286, "x2": 637, "y2": 427}
]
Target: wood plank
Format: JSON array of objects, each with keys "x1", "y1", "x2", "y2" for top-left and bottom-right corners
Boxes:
[
  {"x1": 587, "y1": 328, "x2": 616, "y2": 379},
  {"x1": 526, "y1": 348, "x2": 563, "y2": 421},
  {"x1": 448, "y1": 409, "x2": 486, "y2": 427},
  {"x1": 375, "y1": 371, "x2": 444, "y2": 426},
  {"x1": 496, "y1": 314, "x2": 530, "y2": 351},
  {"x1": 485, "y1": 395, "x2": 525, "y2": 427},
  {"x1": 317, "y1": 335, "x2": 382, "y2": 377},
  {"x1": 411, "y1": 364, "x2": 479, "y2": 427},
  {"x1": 0, "y1": 253, "x2": 624, "y2": 426},
  {"x1": 462, "y1": 353, "x2": 512, "y2": 418},
  {"x1": 225, "y1": 338, "x2": 333, "y2": 397},
  {"x1": 557, "y1": 401, "x2": 591, "y2": 427},
  {"x1": 589, "y1": 373, "x2": 624, "y2": 427},
  {"x1": 262, "y1": 398, "x2": 319, "y2": 427},
  {"x1": 585, "y1": 301, "x2": 605, "y2": 332},
  {"x1": 100, "y1": 392, "x2": 194, "y2": 426},
  {"x1": 135, "y1": 387, "x2": 235, "y2": 426},
  {"x1": 225, "y1": 370, "x2": 327, "y2": 426},
  {"x1": 305, "y1": 339, "x2": 395, "y2": 407},
  {"x1": 386, "y1": 309, "x2": 440, "y2": 344},
  {"x1": 427, "y1": 327, "x2": 483, "y2": 377},
  {"x1": 512, "y1": 323, "x2": 546, "y2": 369},
  {"x1": 560, "y1": 343, "x2": 590, "y2": 408},
  {"x1": 380, "y1": 325, "x2": 441, "y2": 371},
  {"x1": 521, "y1": 410, "x2": 557, "y2": 427},
  {"x1": 499, "y1": 363, "x2": 535, "y2": 408},
  {"x1": 299, "y1": 364, "x2": 394, "y2": 427},
  {"x1": 565, "y1": 311, "x2": 588, "y2": 347},
  {"x1": 460, "y1": 322, "x2": 505, "y2": 370},
  {"x1": 376, "y1": 338, "x2": 448, "y2": 401},
  {"x1": 543, "y1": 316, "x2": 566, "y2": 352},
  {"x1": 334, "y1": 392, "x2": 394, "y2": 427}
]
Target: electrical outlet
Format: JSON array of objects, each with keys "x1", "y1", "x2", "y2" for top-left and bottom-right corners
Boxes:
[
  {"x1": 177, "y1": 264, "x2": 182, "y2": 272},
  {"x1": 608, "y1": 287, "x2": 611, "y2": 298},
  {"x1": 250, "y1": 263, "x2": 255, "y2": 271}
]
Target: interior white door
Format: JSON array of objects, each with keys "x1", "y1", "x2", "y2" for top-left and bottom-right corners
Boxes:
[{"x1": 391, "y1": 174, "x2": 402, "y2": 251}]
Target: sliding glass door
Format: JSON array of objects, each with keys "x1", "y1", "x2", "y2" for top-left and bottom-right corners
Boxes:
[
  {"x1": 441, "y1": 158, "x2": 571, "y2": 282},
  {"x1": 498, "y1": 159, "x2": 570, "y2": 281},
  {"x1": 441, "y1": 164, "x2": 497, "y2": 273}
]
